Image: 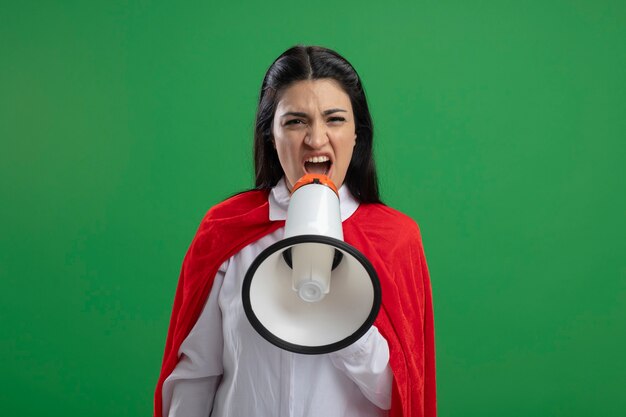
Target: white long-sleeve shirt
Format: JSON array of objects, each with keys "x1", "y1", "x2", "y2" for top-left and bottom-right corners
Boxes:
[{"x1": 162, "y1": 178, "x2": 393, "y2": 417}]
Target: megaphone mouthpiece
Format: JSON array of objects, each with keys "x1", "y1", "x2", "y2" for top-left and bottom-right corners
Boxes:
[{"x1": 292, "y1": 174, "x2": 338, "y2": 196}]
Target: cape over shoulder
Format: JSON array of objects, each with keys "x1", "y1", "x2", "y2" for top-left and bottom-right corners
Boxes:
[
  {"x1": 345, "y1": 203, "x2": 423, "y2": 246},
  {"x1": 189, "y1": 189, "x2": 282, "y2": 259},
  {"x1": 204, "y1": 189, "x2": 271, "y2": 221}
]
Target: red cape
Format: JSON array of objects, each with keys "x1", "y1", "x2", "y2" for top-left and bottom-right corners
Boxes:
[{"x1": 155, "y1": 190, "x2": 436, "y2": 417}]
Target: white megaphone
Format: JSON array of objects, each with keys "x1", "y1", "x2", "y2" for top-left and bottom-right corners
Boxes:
[{"x1": 242, "y1": 174, "x2": 381, "y2": 354}]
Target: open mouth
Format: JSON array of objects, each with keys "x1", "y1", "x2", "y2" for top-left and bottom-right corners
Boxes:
[{"x1": 304, "y1": 159, "x2": 332, "y2": 176}]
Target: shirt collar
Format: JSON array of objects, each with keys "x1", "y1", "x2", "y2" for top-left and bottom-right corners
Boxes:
[{"x1": 269, "y1": 177, "x2": 360, "y2": 222}]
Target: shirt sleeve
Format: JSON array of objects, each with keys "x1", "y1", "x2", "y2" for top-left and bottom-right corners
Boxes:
[
  {"x1": 328, "y1": 325, "x2": 393, "y2": 410},
  {"x1": 167, "y1": 371, "x2": 220, "y2": 417},
  {"x1": 162, "y1": 260, "x2": 228, "y2": 417}
]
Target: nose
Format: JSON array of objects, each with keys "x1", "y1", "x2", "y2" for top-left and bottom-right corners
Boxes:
[{"x1": 305, "y1": 121, "x2": 329, "y2": 148}]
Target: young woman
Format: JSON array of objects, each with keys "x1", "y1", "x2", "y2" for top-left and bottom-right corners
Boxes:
[{"x1": 155, "y1": 45, "x2": 436, "y2": 417}]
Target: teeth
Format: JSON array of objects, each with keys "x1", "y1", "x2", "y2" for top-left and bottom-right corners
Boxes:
[{"x1": 305, "y1": 156, "x2": 330, "y2": 163}]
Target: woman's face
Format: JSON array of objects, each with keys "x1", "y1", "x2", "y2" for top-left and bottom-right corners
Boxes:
[{"x1": 271, "y1": 78, "x2": 357, "y2": 191}]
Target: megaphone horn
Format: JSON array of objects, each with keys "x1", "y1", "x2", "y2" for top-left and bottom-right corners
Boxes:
[{"x1": 242, "y1": 174, "x2": 381, "y2": 354}]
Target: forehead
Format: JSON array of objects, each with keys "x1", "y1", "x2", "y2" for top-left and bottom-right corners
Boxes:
[{"x1": 276, "y1": 79, "x2": 352, "y2": 113}]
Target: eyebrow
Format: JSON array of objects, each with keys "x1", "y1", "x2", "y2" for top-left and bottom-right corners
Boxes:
[{"x1": 280, "y1": 108, "x2": 348, "y2": 118}]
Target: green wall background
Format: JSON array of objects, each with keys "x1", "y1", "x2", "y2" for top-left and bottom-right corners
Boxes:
[{"x1": 1, "y1": 1, "x2": 624, "y2": 416}]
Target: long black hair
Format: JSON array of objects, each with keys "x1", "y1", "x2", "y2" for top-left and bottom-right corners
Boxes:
[{"x1": 253, "y1": 45, "x2": 381, "y2": 203}]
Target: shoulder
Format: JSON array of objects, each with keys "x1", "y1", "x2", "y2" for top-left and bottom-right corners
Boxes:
[
  {"x1": 187, "y1": 188, "x2": 275, "y2": 251},
  {"x1": 347, "y1": 203, "x2": 424, "y2": 247},
  {"x1": 204, "y1": 189, "x2": 270, "y2": 221},
  {"x1": 358, "y1": 203, "x2": 421, "y2": 231}
]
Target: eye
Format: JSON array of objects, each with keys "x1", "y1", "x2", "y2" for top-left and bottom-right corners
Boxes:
[
  {"x1": 285, "y1": 119, "x2": 305, "y2": 125},
  {"x1": 328, "y1": 116, "x2": 346, "y2": 123}
]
